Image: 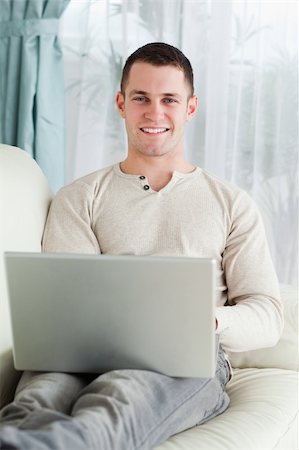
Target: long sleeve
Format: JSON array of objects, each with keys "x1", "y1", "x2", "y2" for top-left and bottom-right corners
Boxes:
[
  {"x1": 215, "y1": 191, "x2": 284, "y2": 352},
  {"x1": 42, "y1": 181, "x2": 100, "y2": 254}
]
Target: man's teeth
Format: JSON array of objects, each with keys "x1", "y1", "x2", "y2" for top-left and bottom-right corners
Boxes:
[{"x1": 141, "y1": 128, "x2": 168, "y2": 134}]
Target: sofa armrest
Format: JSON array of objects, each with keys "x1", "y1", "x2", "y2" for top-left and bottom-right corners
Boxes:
[
  {"x1": 228, "y1": 284, "x2": 298, "y2": 370},
  {"x1": 0, "y1": 350, "x2": 21, "y2": 407},
  {"x1": 0, "y1": 144, "x2": 53, "y2": 408}
]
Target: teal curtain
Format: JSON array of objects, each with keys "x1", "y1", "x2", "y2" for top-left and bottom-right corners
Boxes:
[{"x1": 0, "y1": 0, "x2": 70, "y2": 192}]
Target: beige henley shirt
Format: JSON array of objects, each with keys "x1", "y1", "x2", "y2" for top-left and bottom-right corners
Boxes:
[{"x1": 42, "y1": 164, "x2": 283, "y2": 353}]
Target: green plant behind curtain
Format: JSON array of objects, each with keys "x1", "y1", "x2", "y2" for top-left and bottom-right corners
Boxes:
[{"x1": 0, "y1": 0, "x2": 70, "y2": 192}]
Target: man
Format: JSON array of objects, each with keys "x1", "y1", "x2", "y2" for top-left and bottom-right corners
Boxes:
[{"x1": 0, "y1": 42, "x2": 283, "y2": 450}]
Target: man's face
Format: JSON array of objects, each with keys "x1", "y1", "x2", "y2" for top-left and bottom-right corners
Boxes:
[{"x1": 116, "y1": 62, "x2": 197, "y2": 159}]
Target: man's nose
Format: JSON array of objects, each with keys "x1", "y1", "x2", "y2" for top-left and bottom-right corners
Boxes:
[{"x1": 144, "y1": 101, "x2": 165, "y2": 121}]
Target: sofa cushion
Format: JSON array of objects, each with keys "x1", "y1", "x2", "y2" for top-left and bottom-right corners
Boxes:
[
  {"x1": 0, "y1": 144, "x2": 52, "y2": 352},
  {"x1": 155, "y1": 368, "x2": 298, "y2": 450},
  {"x1": 0, "y1": 144, "x2": 52, "y2": 407},
  {"x1": 0, "y1": 144, "x2": 52, "y2": 253}
]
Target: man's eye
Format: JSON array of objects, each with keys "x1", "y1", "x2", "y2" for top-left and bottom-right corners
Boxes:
[
  {"x1": 163, "y1": 98, "x2": 177, "y2": 104},
  {"x1": 133, "y1": 97, "x2": 147, "y2": 102}
]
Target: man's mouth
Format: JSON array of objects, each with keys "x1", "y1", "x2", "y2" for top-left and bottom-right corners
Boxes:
[{"x1": 140, "y1": 127, "x2": 169, "y2": 134}]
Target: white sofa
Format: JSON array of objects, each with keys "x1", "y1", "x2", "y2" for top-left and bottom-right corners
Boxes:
[{"x1": 0, "y1": 144, "x2": 298, "y2": 450}]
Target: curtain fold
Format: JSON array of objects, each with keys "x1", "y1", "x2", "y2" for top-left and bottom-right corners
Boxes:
[{"x1": 0, "y1": 0, "x2": 70, "y2": 192}]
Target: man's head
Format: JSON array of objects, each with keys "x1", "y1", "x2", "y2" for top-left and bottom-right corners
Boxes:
[
  {"x1": 120, "y1": 42, "x2": 194, "y2": 98},
  {"x1": 116, "y1": 43, "x2": 198, "y2": 161}
]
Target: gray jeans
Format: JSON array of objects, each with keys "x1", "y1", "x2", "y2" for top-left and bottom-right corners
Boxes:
[{"x1": 0, "y1": 349, "x2": 230, "y2": 450}]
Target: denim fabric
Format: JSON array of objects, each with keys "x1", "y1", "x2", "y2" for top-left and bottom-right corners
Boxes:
[{"x1": 0, "y1": 348, "x2": 230, "y2": 450}]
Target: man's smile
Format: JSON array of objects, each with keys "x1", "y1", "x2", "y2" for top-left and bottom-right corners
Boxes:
[{"x1": 140, "y1": 127, "x2": 170, "y2": 134}]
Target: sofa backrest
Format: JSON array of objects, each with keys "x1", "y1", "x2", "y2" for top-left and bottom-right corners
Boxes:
[{"x1": 0, "y1": 144, "x2": 53, "y2": 352}]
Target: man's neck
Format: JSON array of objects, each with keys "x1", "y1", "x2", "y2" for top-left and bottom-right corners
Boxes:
[{"x1": 120, "y1": 155, "x2": 195, "y2": 192}]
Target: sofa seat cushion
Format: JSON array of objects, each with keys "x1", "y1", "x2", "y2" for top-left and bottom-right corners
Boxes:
[{"x1": 155, "y1": 368, "x2": 298, "y2": 450}]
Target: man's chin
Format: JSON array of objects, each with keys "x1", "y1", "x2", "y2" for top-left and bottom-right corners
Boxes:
[{"x1": 138, "y1": 147, "x2": 172, "y2": 157}]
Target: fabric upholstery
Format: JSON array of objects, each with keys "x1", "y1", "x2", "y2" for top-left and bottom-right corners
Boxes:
[{"x1": 0, "y1": 144, "x2": 52, "y2": 405}]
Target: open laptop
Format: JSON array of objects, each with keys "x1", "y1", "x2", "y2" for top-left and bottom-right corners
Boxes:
[{"x1": 4, "y1": 252, "x2": 216, "y2": 378}]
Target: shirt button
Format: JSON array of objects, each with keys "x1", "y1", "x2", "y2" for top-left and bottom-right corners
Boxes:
[
  {"x1": 139, "y1": 175, "x2": 146, "y2": 180},
  {"x1": 143, "y1": 185, "x2": 150, "y2": 190}
]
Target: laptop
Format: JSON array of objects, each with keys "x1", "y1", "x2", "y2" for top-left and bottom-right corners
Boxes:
[{"x1": 4, "y1": 252, "x2": 216, "y2": 378}]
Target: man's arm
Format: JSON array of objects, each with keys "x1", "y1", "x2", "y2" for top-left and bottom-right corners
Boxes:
[
  {"x1": 42, "y1": 181, "x2": 100, "y2": 254},
  {"x1": 215, "y1": 191, "x2": 283, "y2": 352}
]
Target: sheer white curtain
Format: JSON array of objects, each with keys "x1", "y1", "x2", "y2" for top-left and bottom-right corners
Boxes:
[{"x1": 59, "y1": 0, "x2": 298, "y2": 285}]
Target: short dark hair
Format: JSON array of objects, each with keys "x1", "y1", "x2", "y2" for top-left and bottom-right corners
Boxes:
[{"x1": 120, "y1": 42, "x2": 194, "y2": 97}]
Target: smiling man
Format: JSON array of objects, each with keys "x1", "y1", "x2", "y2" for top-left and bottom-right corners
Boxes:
[
  {"x1": 116, "y1": 50, "x2": 197, "y2": 191},
  {"x1": 117, "y1": 63, "x2": 196, "y2": 156},
  {"x1": 0, "y1": 43, "x2": 282, "y2": 450}
]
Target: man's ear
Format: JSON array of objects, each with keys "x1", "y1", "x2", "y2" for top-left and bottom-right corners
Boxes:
[
  {"x1": 186, "y1": 95, "x2": 198, "y2": 121},
  {"x1": 116, "y1": 91, "x2": 126, "y2": 118}
]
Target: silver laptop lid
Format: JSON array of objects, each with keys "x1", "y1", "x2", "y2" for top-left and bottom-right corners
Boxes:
[{"x1": 4, "y1": 252, "x2": 216, "y2": 378}]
